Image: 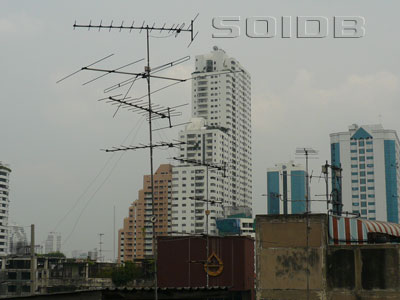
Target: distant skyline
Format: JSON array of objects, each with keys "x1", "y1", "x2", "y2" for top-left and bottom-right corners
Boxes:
[{"x1": 1, "y1": 0, "x2": 400, "y2": 258}]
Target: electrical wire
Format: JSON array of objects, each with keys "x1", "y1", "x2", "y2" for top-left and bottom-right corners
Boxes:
[{"x1": 61, "y1": 116, "x2": 146, "y2": 246}]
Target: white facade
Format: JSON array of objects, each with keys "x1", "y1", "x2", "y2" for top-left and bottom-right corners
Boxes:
[
  {"x1": 0, "y1": 162, "x2": 11, "y2": 256},
  {"x1": 44, "y1": 232, "x2": 61, "y2": 254},
  {"x1": 192, "y1": 47, "x2": 252, "y2": 207},
  {"x1": 172, "y1": 118, "x2": 228, "y2": 234},
  {"x1": 330, "y1": 124, "x2": 400, "y2": 222},
  {"x1": 171, "y1": 47, "x2": 252, "y2": 235}
]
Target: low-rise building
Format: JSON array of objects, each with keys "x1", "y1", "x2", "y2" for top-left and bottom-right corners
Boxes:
[{"x1": 0, "y1": 255, "x2": 114, "y2": 297}]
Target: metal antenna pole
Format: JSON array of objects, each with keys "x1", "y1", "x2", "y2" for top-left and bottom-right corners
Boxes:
[
  {"x1": 145, "y1": 27, "x2": 158, "y2": 300},
  {"x1": 205, "y1": 164, "x2": 209, "y2": 288},
  {"x1": 113, "y1": 205, "x2": 116, "y2": 262},
  {"x1": 295, "y1": 147, "x2": 317, "y2": 300},
  {"x1": 305, "y1": 149, "x2": 310, "y2": 300}
]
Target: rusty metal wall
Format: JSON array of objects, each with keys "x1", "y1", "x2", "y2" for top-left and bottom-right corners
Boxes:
[{"x1": 157, "y1": 235, "x2": 254, "y2": 292}]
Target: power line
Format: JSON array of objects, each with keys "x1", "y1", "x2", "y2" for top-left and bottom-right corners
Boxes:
[{"x1": 62, "y1": 117, "x2": 146, "y2": 246}]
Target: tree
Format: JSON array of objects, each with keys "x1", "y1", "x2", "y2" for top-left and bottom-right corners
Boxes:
[
  {"x1": 111, "y1": 261, "x2": 144, "y2": 287},
  {"x1": 45, "y1": 251, "x2": 66, "y2": 258}
]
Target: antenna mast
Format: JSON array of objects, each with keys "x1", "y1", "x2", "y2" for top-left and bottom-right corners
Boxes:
[{"x1": 64, "y1": 15, "x2": 199, "y2": 300}]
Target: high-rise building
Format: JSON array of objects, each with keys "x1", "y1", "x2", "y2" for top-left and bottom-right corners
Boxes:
[
  {"x1": 44, "y1": 232, "x2": 61, "y2": 254},
  {"x1": 330, "y1": 124, "x2": 400, "y2": 222},
  {"x1": 172, "y1": 47, "x2": 252, "y2": 235},
  {"x1": 172, "y1": 118, "x2": 229, "y2": 235},
  {"x1": 266, "y1": 161, "x2": 307, "y2": 215},
  {"x1": 118, "y1": 164, "x2": 172, "y2": 263},
  {"x1": 0, "y1": 162, "x2": 11, "y2": 256},
  {"x1": 8, "y1": 224, "x2": 28, "y2": 255}
]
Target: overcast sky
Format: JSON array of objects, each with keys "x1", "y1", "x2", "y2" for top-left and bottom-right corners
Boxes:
[{"x1": 1, "y1": 0, "x2": 400, "y2": 259}]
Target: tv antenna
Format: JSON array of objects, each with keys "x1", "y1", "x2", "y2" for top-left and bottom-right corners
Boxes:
[
  {"x1": 295, "y1": 147, "x2": 318, "y2": 300},
  {"x1": 57, "y1": 14, "x2": 199, "y2": 300}
]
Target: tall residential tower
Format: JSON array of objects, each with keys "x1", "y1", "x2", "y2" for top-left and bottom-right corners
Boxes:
[
  {"x1": 0, "y1": 162, "x2": 11, "y2": 257},
  {"x1": 330, "y1": 124, "x2": 400, "y2": 222},
  {"x1": 118, "y1": 164, "x2": 172, "y2": 262},
  {"x1": 172, "y1": 47, "x2": 252, "y2": 234}
]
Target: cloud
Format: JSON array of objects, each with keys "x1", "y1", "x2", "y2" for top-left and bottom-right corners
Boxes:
[
  {"x1": 0, "y1": 13, "x2": 43, "y2": 36},
  {"x1": 253, "y1": 70, "x2": 400, "y2": 136}
]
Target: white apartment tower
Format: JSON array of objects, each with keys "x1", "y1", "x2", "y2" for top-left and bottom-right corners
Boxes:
[
  {"x1": 0, "y1": 162, "x2": 11, "y2": 256},
  {"x1": 330, "y1": 124, "x2": 400, "y2": 222},
  {"x1": 172, "y1": 47, "x2": 252, "y2": 234},
  {"x1": 44, "y1": 232, "x2": 61, "y2": 254}
]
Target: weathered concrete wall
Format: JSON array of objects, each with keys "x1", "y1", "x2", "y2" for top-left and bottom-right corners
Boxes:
[
  {"x1": 326, "y1": 245, "x2": 400, "y2": 299},
  {"x1": 256, "y1": 214, "x2": 327, "y2": 300},
  {"x1": 256, "y1": 214, "x2": 400, "y2": 300}
]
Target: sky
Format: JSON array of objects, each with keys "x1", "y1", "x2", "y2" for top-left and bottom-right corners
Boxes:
[{"x1": 1, "y1": 0, "x2": 400, "y2": 259}]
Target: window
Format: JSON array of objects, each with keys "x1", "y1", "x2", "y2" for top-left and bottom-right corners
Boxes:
[
  {"x1": 366, "y1": 141, "x2": 373, "y2": 145},
  {"x1": 351, "y1": 141, "x2": 357, "y2": 146},
  {"x1": 361, "y1": 194, "x2": 366, "y2": 199},
  {"x1": 360, "y1": 171, "x2": 366, "y2": 177},
  {"x1": 367, "y1": 156, "x2": 373, "y2": 160},
  {"x1": 367, "y1": 179, "x2": 374, "y2": 183},
  {"x1": 368, "y1": 210, "x2": 376, "y2": 213},
  {"x1": 352, "y1": 195, "x2": 359, "y2": 198},
  {"x1": 352, "y1": 180, "x2": 358, "y2": 183},
  {"x1": 368, "y1": 194, "x2": 375, "y2": 198},
  {"x1": 359, "y1": 141, "x2": 365, "y2": 146},
  {"x1": 351, "y1": 172, "x2": 358, "y2": 176},
  {"x1": 367, "y1": 164, "x2": 374, "y2": 168},
  {"x1": 351, "y1": 157, "x2": 358, "y2": 161},
  {"x1": 359, "y1": 149, "x2": 365, "y2": 154},
  {"x1": 361, "y1": 202, "x2": 367, "y2": 207},
  {"x1": 361, "y1": 209, "x2": 367, "y2": 215},
  {"x1": 351, "y1": 150, "x2": 357, "y2": 153},
  {"x1": 366, "y1": 149, "x2": 373, "y2": 152},
  {"x1": 368, "y1": 187, "x2": 375, "y2": 190},
  {"x1": 352, "y1": 187, "x2": 359, "y2": 191},
  {"x1": 353, "y1": 203, "x2": 359, "y2": 206},
  {"x1": 359, "y1": 164, "x2": 365, "y2": 169},
  {"x1": 367, "y1": 171, "x2": 374, "y2": 175},
  {"x1": 351, "y1": 164, "x2": 358, "y2": 168},
  {"x1": 360, "y1": 186, "x2": 366, "y2": 192},
  {"x1": 359, "y1": 157, "x2": 365, "y2": 161},
  {"x1": 360, "y1": 179, "x2": 366, "y2": 184}
]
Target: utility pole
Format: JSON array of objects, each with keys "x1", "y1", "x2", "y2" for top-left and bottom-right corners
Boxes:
[
  {"x1": 30, "y1": 224, "x2": 35, "y2": 295},
  {"x1": 98, "y1": 233, "x2": 104, "y2": 262}
]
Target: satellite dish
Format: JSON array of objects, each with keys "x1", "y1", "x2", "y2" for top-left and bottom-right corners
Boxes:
[{"x1": 213, "y1": 46, "x2": 218, "y2": 51}]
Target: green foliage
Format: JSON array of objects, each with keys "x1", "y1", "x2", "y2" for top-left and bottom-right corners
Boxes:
[
  {"x1": 95, "y1": 267, "x2": 113, "y2": 278},
  {"x1": 111, "y1": 261, "x2": 144, "y2": 286},
  {"x1": 45, "y1": 251, "x2": 66, "y2": 258}
]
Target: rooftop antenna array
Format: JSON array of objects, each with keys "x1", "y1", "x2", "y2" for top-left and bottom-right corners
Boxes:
[{"x1": 57, "y1": 14, "x2": 199, "y2": 300}]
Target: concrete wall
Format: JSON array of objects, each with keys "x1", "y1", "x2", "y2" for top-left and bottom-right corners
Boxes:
[
  {"x1": 256, "y1": 214, "x2": 327, "y2": 300},
  {"x1": 256, "y1": 214, "x2": 400, "y2": 300}
]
